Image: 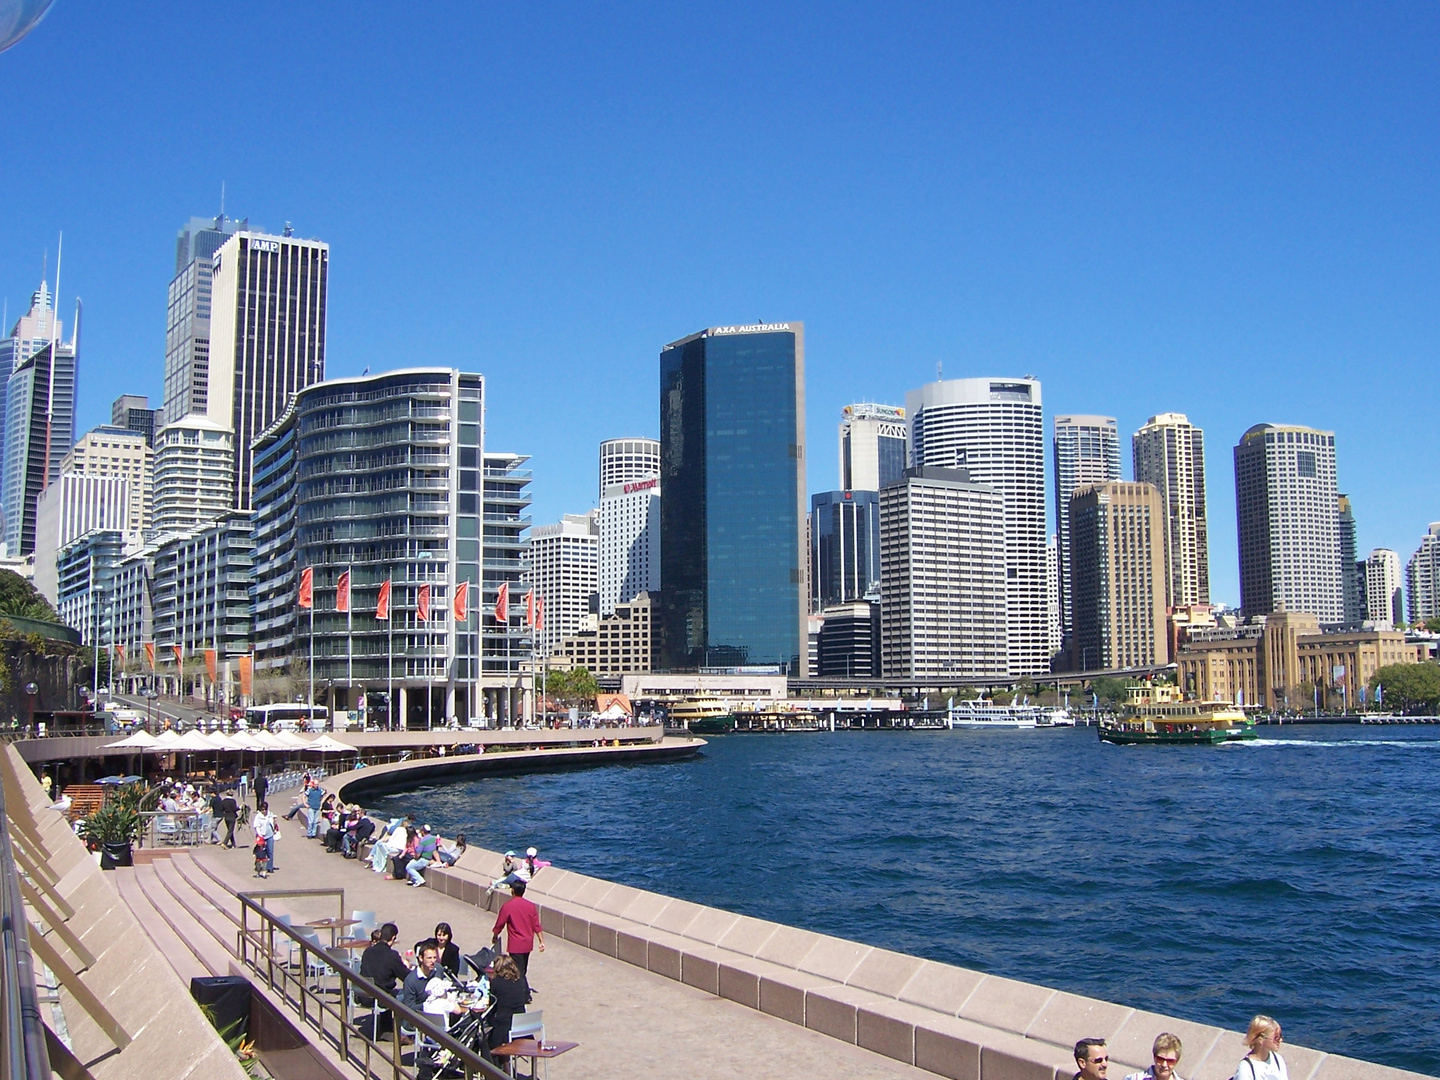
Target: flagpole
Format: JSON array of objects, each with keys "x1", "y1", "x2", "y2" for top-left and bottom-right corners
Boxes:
[
  {"x1": 308, "y1": 603, "x2": 315, "y2": 710},
  {"x1": 346, "y1": 564, "x2": 353, "y2": 706},
  {"x1": 386, "y1": 574, "x2": 393, "y2": 732}
]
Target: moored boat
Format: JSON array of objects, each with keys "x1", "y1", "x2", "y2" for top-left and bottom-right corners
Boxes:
[
  {"x1": 946, "y1": 700, "x2": 1040, "y2": 729},
  {"x1": 1099, "y1": 684, "x2": 1256, "y2": 745},
  {"x1": 667, "y1": 696, "x2": 735, "y2": 734}
]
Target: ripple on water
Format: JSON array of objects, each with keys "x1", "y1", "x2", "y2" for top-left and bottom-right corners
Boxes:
[{"x1": 384, "y1": 726, "x2": 1440, "y2": 1075}]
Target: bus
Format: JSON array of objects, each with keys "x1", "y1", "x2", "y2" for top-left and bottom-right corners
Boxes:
[{"x1": 245, "y1": 704, "x2": 331, "y2": 732}]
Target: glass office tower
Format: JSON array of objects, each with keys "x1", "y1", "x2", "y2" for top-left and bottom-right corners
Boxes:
[{"x1": 659, "y1": 323, "x2": 807, "y2": 673}]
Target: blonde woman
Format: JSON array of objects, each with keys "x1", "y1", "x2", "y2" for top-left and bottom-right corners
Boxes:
[
  {"x1": 1236, "y1": 1016, "x2": 1287, "y2": 1080},
  {"x1": 1123, "y1": 1033, "x2": 1184, "y2": 1080}
]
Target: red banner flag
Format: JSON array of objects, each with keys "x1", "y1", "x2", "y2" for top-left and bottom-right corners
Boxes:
[
  {"x1": 416, "y1": 583, "x2": 431, "y2": 622},
  {"x1": 204, "y1": 649, "x2": 218, "y2": 685},
  {"x1": 238, "y1": 655, "x2": 253, "y2": 697},
  {"x1": 494, "y1": 581, "x2": 509, "y2": 624},
  {"x1": 375, "y1": 579, "x2": 391, "y2": 621},
  {"x1": 336, "y1": 569, "x2": 352, "y2": 613},
  {"x1": 172, "y1": 645, "x2": 183, "y2": 667},
  {"x1": 526, "y1": 588, "x2": 536, "y2": 629},
  {"x1": 453, "y1": 580, "x2": 470, "y2": 622},
  {"x1": 299, "y1": 566, "x2": 314, "y2": 609},
  {"x1": 535, "y1": 596, "x2": 544, "y2": 632},
  {"x1": 144, "y1": 642, "x2": 156, "y2": 669},
  {"x1": 115, "y1": 644, "x2": 126, "y2": 663}
]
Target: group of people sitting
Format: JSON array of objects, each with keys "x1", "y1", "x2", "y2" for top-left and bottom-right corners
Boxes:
[
  {"x1": 1073, "y1": 1016, "x2": 1291, "y2": 1080},
  {"x1": 366, "y1": 815, "x2": 469, "y2": 886},
  {"x1": 357, "y1": 881, "x2": 545, "y2": 1076}
]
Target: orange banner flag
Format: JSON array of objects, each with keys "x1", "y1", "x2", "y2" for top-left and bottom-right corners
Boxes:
[
  {"x1": 416, "y1": 583, "x2": 431, "y2": 622},
  {"x1": 144, "y1": 642, "x2": 156, "y2": 669},
  {"x1": 299, "y1": 566, "x2": 314, "y2": 609},
  {"x1": 204, "y1": 649, "x2": 218, "y2": 685},
  {"x1": 115, "y1": 644, "x2": 126, "y2": 663},
  {"x1": 453, "y1": 580, "x2": 470, "y2": 622},
  {"x1": 172, "y1": 645, "x2": 183, "y2": 667},
  {"x1": 375, "y1": 579, "x2": 391, "y2": 621},
  {"x1": 336, "y1": 569, "x2": 351, "y2": 613},
  {"x1": 238, "y1": 655, "x2": 253, "y2": 697}
]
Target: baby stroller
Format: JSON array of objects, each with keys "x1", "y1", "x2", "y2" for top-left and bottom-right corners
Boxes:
[{"x1": 424, "y1": 1010, "x2": 493, "y2": 1077}]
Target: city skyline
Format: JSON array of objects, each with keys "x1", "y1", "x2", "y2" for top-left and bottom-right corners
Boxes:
[{"x1": 2, "y1": 7, "x2": 1438, "y2": 608}]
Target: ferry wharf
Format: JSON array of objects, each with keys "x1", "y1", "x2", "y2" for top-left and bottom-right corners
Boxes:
[{"x1": 3, "y1": 742, "x2": 1431, "y2": 1080}]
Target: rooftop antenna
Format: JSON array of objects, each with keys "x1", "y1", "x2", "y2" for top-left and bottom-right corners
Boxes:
[
  {"x1": 41, "y1": 231, "x2": 60, "y2": 494},
  {"x1": 219, "y1": 180, "x2": 226, "y2": 230},
  {"x1": 937, "y1": 361, "x2": 942, "y2": 381}
]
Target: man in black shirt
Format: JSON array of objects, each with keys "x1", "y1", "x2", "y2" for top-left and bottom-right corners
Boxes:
[
  {"x1": 219, "y1": 790, "x2": 240, "y2": 848},
  {"x1": 359, "y1": 923, "x2": 411, "y2": 1036}
]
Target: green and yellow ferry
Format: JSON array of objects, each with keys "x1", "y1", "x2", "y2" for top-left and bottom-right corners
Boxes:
[
  {"x1": 1099, "y1": 684, "x2": 1256, "y2": 746},
  {"x1": 667, "y1": 696, "x2": 735, "y2": 735}
]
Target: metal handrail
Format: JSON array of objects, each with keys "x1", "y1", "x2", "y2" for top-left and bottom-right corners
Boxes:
[
  {"x1": 0, "y1": 759, "x2": 53, "y2": 1080},
  {"x1": 236, "y1": 889, "x2": 509, "y2": 1080}
]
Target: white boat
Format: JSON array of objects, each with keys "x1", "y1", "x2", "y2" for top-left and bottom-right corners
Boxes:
[
  {"x1": 1036, "y1": 707, "x2": 1075, "y2": 727},
  {"x1": 946, "y1": 701, "x2": 1041, "y2": 729}
]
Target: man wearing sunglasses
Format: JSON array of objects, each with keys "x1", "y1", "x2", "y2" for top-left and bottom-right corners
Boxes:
[
  {"x1": 1074, "y1": 1038, "x2": 1109, "y2": 1080},
  {"x1": 1124, "y1": 1033, "x2": 1185, "y2": 1080}
]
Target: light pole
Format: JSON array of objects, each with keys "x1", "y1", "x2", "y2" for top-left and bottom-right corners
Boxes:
[{"x1": 24, "y1": 682, "x2": 38, "y2": 735}]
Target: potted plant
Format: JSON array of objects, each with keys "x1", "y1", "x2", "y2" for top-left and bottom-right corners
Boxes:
[{"x1": 80, "y1": 782, "x2": 158, "y2": 869}]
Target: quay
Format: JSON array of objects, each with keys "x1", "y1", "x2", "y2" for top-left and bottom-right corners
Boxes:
[{"x1": 3, "y1": 739, "x2": 1429, "y2": 1080}]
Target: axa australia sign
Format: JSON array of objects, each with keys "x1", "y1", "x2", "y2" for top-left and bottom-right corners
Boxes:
[{"x1": 709, "y1": 322, "x2": 793, "y2": 336}]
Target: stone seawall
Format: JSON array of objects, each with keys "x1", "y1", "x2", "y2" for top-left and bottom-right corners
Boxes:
[{"x1": 426, "y1": 847, "x2": 1421, "y2": 1080}]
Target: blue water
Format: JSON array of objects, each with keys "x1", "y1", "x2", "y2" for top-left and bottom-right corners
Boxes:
[{"x1": 378, "y1": 726, "x2": 1440, "y2": 1075}]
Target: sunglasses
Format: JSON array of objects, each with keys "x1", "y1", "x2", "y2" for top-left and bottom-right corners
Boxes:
[{"x1": 1155, "y1": 1056, "x2": 1179, "y2": 1065}]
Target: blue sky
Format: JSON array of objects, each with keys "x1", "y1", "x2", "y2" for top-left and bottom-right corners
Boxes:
[{"x1": 2, "y1": 2, "x2": 1437, "y2": 605}]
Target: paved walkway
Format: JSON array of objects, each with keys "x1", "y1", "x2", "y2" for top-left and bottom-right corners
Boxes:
[{"x1": 195, "y1": 839, "x2": 933, "y2": 1080}]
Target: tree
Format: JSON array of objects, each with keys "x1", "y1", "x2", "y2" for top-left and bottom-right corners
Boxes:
[
  {"x1": 1369, "y1": 662, "x2": 1440, "y2": 714},
  {"x1": 1090, "y1": 676, "x2": 1133, "y2": 705},
  {"x1": 0, "y1": 569, "x2": 58, "y2": 622},
  {"x1": 542, "y1": 667, "x2": 599, "y2": 707},
  {"x1": 1424, "y1": 617, "x2": 1440, "y2": 634},
  {"x1": 1295, "y1": 681, "x2": 1317, "y2": 712}
]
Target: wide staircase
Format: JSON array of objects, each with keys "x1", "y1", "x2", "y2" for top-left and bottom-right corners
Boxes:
[{"x1": 112, "y1": 850, "x2": 245, "y2": 983}]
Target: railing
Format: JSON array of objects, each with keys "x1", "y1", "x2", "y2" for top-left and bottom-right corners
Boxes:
[
  {"x1": 236, "y1": 888, "x2": 508, "y2": 1080},
  {"x1": 0, "y1": 756, "x2": 53, "y2": 1080}
]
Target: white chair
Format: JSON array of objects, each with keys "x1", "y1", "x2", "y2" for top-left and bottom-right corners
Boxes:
[
  {"x1": 507, "y1": 1009, "x2": 543, "y2": 1042},
  {"x1": 350, "y1": 910, "x2": 377, "y2": 940}
]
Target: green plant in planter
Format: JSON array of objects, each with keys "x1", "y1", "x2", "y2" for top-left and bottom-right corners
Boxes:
[{"x1": 80, "y1": 782, "x2": 159, "y2": 868}]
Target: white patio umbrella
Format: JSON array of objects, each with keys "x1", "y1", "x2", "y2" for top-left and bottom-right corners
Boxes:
[
  {"x1": 107, "y1": 730, "x2": 158, "y2": 749},
  {"x1": 171, "y1": 730, "x2": 220, "y2": 751},
  {"x1": 307, "y1": 734, "x2": 358, "y2": 754},
  {"x1": 251, "y1": 730, "x2": 289, "y2": 750},
  {"x1": 273, "y1": 731, "x2": 312, "y2": 750},
  {"x1": 153, "y1": 729, "x2": 183, "y2": 746}
]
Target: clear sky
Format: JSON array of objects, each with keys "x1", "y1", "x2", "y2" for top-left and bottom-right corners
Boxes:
[{"x1": 2, "y1": 3, "x2": 1437, "y2": 606}]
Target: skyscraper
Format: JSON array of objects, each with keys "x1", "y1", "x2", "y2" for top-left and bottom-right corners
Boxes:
[
  {"x1": 1406, "y1": 524, "x2": 1440, "y2": 624},
  {"x1": 906, "y1": 377, "x2": 1047, "y2": 676},
  {"x1": 599, "y1": 475, "x2": 660, "y2": 617},
  {"x1": 878, "y1": 465, "x2": 1007, "y2": 679},
  {"x1": 61, "y1": 426, "x2": 152, "y2": 534},
  {"x1": 1052, "y1": 414, "x2": 1120, "y2": 649},
  {"x1": 838, "y1": 403, "x2": 907, "y2": 491},
  {"x1": 152, "y1": 415, "x2": 235, "y2": 533},
  {"x1": 0, "y1": 282, "x2": 60, "y2": 514},
  {"x1": 810, "y1": 490, "x2": 881, "y2": 609},
  {"x1": 1363, "y1": 549, "x2": 1404, "y2": 630},
  {"x1": 206, "y1": 228, "x2": 328, "y2": 510},
  {"x1": 598, "y1": 437, "x2": 660, "y2": 498},
  {"x1": 2, "y1": 338, "x2": 77, "y2": 556},
  {"x1": 530, "y1": 510, "x2": 600, "y2": 656},
  {"x1": 111, "y1": 394, "x2": 157, "y2": 446},
  {"x1": 1132, "y1": 413, "x2": 1210, "y2": 609},
  {"x1": 1234, "y1": 424, "x2": 1342, "y2": 623},
  {"x1": 659, "y1": 323, "x2": 807, "y2": 673},
  {"x1": 162, "y1": 214, "x2": 241, "y2": 425},
  {"x1": 1337, "y1": 494, "x2": 1363, "y2": 625},
  {"x1": 1069, "y1": 481, "x2": 1168, "y2": 671}
]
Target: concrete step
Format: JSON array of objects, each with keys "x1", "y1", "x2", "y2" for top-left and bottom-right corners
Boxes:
[
  {"x1": 113, "y1": 866, "x2": 211, "y2": 986},
  {"x1": 170, "y1": 851, "x2": 243, "y2": 927},
  {"x1": 151, "y1": 856, "x2": 240, "y2": 960},
  {"x1": 133, "y1": 863, "x2": 232, "y2": 977}
]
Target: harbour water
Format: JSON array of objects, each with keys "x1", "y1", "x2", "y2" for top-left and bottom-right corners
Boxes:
[{"x1": 380, "y1": 725, "x2": 1440, "y2": 1075}]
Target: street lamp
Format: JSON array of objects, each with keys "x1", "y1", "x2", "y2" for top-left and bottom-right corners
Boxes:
[{"x1": 23, "y1": 682, "x2": 38, "y2": 735}]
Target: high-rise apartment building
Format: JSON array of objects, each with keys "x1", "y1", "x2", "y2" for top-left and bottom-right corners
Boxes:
[
  {"x1": 152, "y1": 415, "x2": 235, "y2": 533},
  {"x1": 1234, "y1": 424, "x2": 1342, "y2": 623},
  {"x1": 482, "y1": 452, "x2": 534, "y2": 698},
  {"x1": 1046, "y1": 534, "x2": 1062, "y2": 660},
  {"x1": 1069, "y1": 481, "x2": 1168, "y2": 671},
  {"x1": 878, "y1": 465, "x2": 1007, "y2": 679},
  {"x1": 530, "y1": 511, "x2": 600, "y2": 656},
  {"x1": 810, "y1": 490, "x2": 880, "y2": 609},
  {"x1": 1407, "y1": 524, "x2": 1440, "y2": 624},
  {"x1": 1338, "y1": 494, "x2": 1363, "y2": 625},
  {"x1": 162, "y1": 214, "x2": 242, "y2": 425},
  {"x1": 55, "y1": 530, "x2": 131, "y2": 649},
  {"x1": 839, "y1": 403, "x2": 907, "y2": 491},
  {"x1": 1132, "y1": 413, "x2": 1209, "y2": 609},
  {"x1": 598, "y1": 437, "x2": 660, "y2": 498},
  {"x1": 33, "y1": 474, "x2": 134, "y2": 605},
  {"x1": 251, "y1": 369, "x2": 518, "y2": 726},
  {"x1": 207, "y1": 228, "x2": 328, "y2": 509},
  {"x1": 659, "y1": 323, "x2": 807, "y2": 673},
  {"x1": 906, "y1": 377, "x2": 1047, "y2": 676},
  {"x1": 1053, "y1": 414, "x2": 1120, "y2": 648},
  {"x1": 599, "y1": 475, "x2": 659, "y2": 617},
  {"x1": 111, "y1": 394, "x2": 157, "y2": 446},
  {"x1": 2, "y1": 337, "x2": 77, "y2": 556},
  {"x1": 61, "y1": 426, "x2": 152, "y2": 534},
  {"x1": 1363, "y1": 548, "x2": 1404, "y2": 630}
]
